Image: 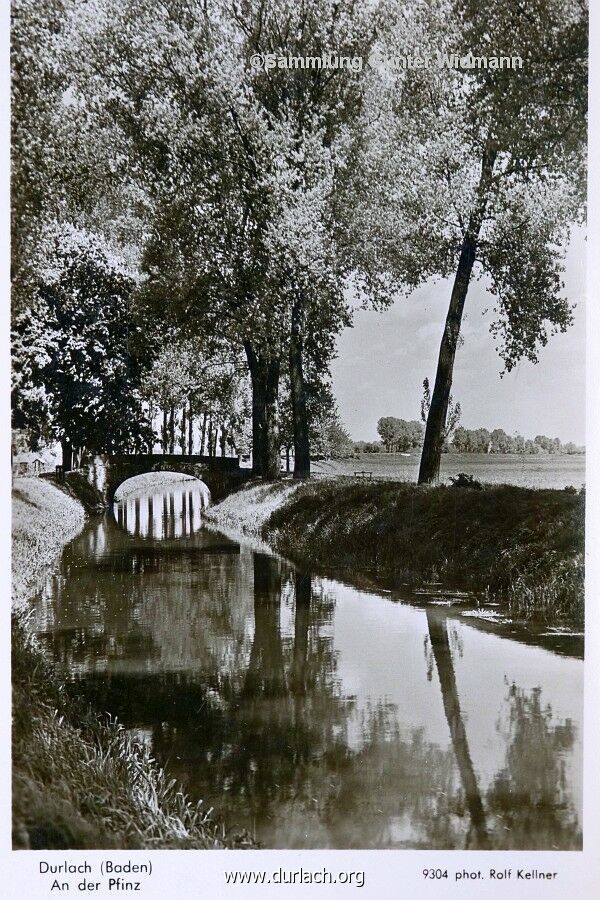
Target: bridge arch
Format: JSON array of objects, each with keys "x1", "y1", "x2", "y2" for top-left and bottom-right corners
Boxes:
[
  {"x1": 84, "y1": 453, "x2": 249, "y2": 506},
  {"x1": 113, "y1": 471, "x2": 209, "y2": 502}
]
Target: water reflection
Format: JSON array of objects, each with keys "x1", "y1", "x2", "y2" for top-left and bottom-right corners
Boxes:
[
  {"x1": 426, "y1": 610, "x2": 489, "y2": 848},
  {"x1": 485, "y1": 685, "x2": 579, "y2": 849},
  {"x1": 244, "y1": 555, "x2": 286, "y2": 697},
  {"x1": 114, "y1": 483, "x2": 208, "y2": 540},
  {"x1": 32, "y1": 483, "x2": 583, "y2": 849}
]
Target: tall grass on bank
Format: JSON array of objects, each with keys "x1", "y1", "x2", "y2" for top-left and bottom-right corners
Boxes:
[
  {"x1": 260, "y1": 479, "x2": 584, "y2": 627},
  {"x1": 12, "y1": 614, "x2": 248, "y2": 849}
]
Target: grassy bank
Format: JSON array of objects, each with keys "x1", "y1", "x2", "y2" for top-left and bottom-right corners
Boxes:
[
  {"x1": 207, "y1": 478, "x2": 585, "y2": 627},
  {"x1": 12, "y1": 477, "x2": 86, "y2": 611},
  {"x1": 12, "y1": 478, "x2": 247, "y2": 850}
]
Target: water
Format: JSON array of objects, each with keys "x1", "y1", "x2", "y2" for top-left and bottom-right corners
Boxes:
[
  {"x1": 314, "y1": 452, "x2": 585, "y2": 490},
  {"x1": 33, "y1": 481, "x2": 583, "y2": 850}
]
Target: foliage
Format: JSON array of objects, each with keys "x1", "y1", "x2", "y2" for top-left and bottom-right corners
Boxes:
[
  {"x1": 140, "y1": 335, "x2": 251, "y2": 453},
  {"x1": 354, "y1": 440, "x2": 384, "y2": 454},
  {"x1": 356, "y1": 0, "x2": 587, "y2": 366},
  {"x1": 59, "y1": 0, "x2": 370, "y2": 343},
  {"x1": 12, "y1": 225, "x2": 152, "y2": 454},
  {"x1": 11, "y1": 0, "x2": 66, "y2": 315},
  {"x1": 306, "y1": 384, "x2": 352, "y2": 458},
  {"x1": 319, "y1": 416, "x2": 355, "y2": 459},
  {"x1": 377, "y1": 416, "x2": 424, "y2": 452},
  {"x1": 452, "y1": 427, "x2": 583, "y2": 454}
]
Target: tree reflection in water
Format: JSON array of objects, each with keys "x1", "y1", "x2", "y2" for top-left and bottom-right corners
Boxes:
[
  {"x1": 485, "y1": 685, "x2": 581, "y2": 849},
  {"x1": 425, "y1": 610, "x2": 581, "y2": 850},
  {"x1": 115, "y1": 484, "x2": 206, "y2": 540},
  {"x1": 31, "y1": 488, "x2": 583, "y2": 849},
  {"x1": 243, "y1": 554, "x2": 287, "y2": 697},
  {"x1": 426, "y1": 610, "x2": 489, "y2": 848},
  {"x1": 291, "y1": 572, "x2": 311, "y2": 697}
]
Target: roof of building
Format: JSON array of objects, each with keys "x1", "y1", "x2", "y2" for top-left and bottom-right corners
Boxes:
[{"x1": 13, "y1": 452, "x2": 45, "y2": 463}]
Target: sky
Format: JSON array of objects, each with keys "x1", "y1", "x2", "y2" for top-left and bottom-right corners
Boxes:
[{"x1": 332, "y1": 228, "x2": 586, "y2": 445}]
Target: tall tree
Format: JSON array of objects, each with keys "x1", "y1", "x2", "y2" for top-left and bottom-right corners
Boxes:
[
  {"x1": 63, "y1": 0, "x2": 384, "y2": 480},
  {"x1": 353, "y1": 0, "x2": 587, "y2": 482},
  {"x1": 230, "y1": 0, "x2": 377, "y2": 477},
  {"x1": 12, "y1": 225, "x2": 152, "y2": 467}
]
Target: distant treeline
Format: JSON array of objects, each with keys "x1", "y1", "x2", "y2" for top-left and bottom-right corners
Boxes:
[{"x1": 355, "y1": 418, "x2": 585, "y2": 455}]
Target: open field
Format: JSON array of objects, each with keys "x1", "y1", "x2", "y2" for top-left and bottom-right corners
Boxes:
[{"x1": 313, "y1": 452, "x2": 585, "y2": 490}]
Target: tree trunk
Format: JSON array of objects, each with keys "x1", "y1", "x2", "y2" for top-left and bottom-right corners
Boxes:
[
  {"x1": 418, "y1": 144, "x2": 497, "y2": 485},
  {"x1": 249, "y1": 359, "x2": 266, "y2": 476},
  {"x1": 208, "y1": 416, "x2": 213, "y2": 459},
  {"x1": 417, "y1": 233, "x2": 477, "y2": 484},
  {"x1": 220, "y1": 424, "x2": 227, "y2": 457},
  {"x1": 180, "y1": 405, "x2": 187, "y2": 454},
  {"x1": 244, "y1": 554, "x2": 286, "y2": 697},
  {"x1": 162, "y1": 409, "x2": 168, "y2": 453},
  {"x1": 289, "y1": 300, "x2": 311, "y2": 478},
  {"x1": 148, "y1": 401, "x2": 155, "y2": 452},
  {"x1": 245, "y1": 342, "x2": 281, "y2": 480},
  {"x1": 168, "y1": 406, "x2": 175, "y2": 455},
  {"x1": 188, "y1": 400, "x2": 194, "y2": 454},
  {"x1": 61, "y1": 439, "x2": 73, "y2": 472},
  {"x1": 200, "y1": 411, "x2": 207, "y2": 455}
]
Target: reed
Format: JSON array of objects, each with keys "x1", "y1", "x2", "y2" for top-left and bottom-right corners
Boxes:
[{"x1": 255, "y1": 478, "x2": 585, "y2": 627}]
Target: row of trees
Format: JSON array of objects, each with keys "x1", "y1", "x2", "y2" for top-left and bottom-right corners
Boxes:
[
  {"x1": 12, "y1": 0, "x2": 587, "y2": 483},
  {"x1": 12, "y1": 0, "x2": 374, "y2": 475},
  {"x1": 451, "y1": 428, "x2": 584, "y2": 455},
  {"x1": 363, "y1": 425, "x2": 584, "y2": 455}
]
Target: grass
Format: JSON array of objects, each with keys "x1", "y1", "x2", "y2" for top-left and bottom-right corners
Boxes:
[
  {"x1": 204, "y1": 479, "x2": 302, "y2": 535},
  {"x1": 12, "y1": 477, "x2": 86, "y2": 610},
  {"x1": 12, "y1": 477, "x2": 252, "y2": 850},
  {"x1": 214, "y1": 478, "x2": 584, "y2": 627},
  {"x1": 312, "y1": 451, "x2": 586, "y2": 490},
  {"x1": 12, "y1": 615, "x2": 247, "y2": 849},
  {"x1": 54, "y1": 470, "x2": 107, "y2": 513}
]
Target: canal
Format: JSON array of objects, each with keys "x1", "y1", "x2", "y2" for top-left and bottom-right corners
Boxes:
[{"x1": 32, "y1": 479, "x2": 583, "y2": 850}]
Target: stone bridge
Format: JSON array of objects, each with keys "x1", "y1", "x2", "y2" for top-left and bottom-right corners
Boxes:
[{"x1": 83, "y1": 453, "x2": 249, "y2": 506}]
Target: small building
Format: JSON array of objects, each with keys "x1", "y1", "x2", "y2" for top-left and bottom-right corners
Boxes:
[{"x1": 12, "y1": 452, "x2": 44, "y2": 477}]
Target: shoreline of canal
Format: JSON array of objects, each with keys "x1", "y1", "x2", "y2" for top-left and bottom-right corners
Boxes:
[
  {"x1": 12, "y1": 471, "x2": 585, "y2": 849},
  {"x1": 205, "y1": 478, "x2": 585, "y2": 629},
  {"x1": 11, "y1": 477, "x2": 251, "y2": 851}
]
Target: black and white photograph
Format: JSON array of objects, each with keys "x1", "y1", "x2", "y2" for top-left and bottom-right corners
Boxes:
[{"x1": 5, "y1": 0, "x2": 599, "y2": 895}]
